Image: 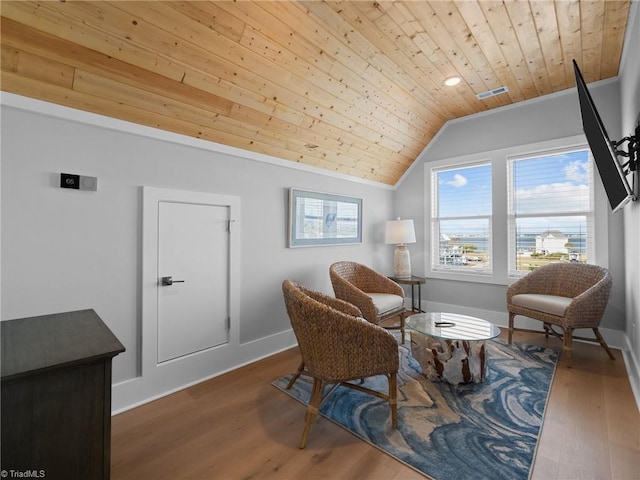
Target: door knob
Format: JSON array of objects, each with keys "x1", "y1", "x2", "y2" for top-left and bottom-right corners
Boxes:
[{"x1": 161, "y1": 276, "x2": 185, "y2": 286}]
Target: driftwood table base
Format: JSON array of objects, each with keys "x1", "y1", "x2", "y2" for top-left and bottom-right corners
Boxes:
[{"x1": 410, "y1": 331, "x2": 488, "y2": 384}]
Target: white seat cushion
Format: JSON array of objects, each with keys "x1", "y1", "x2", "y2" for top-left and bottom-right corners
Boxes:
[
  {"x1": 368, "y1": 293, "x2": 404, "y2": 315},
  {"x1": 511, "y1": 294, "x2": 572, "y2": 317}
]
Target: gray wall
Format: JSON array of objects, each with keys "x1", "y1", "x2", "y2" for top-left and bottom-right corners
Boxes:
[
  {"x1": 395, "y1": 79, "x2": 627, "y2": 331},
  {"x1": 620, "y1": 1, "x2": 640, "y2": 391},
  {"x1": 0, "y1": 98, "x2": 394, "y2": 386}
]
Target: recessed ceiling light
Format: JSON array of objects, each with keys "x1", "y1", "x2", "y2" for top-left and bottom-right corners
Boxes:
[{"x1": 444, "y1": 76, "x2": 461, "y2": 87}]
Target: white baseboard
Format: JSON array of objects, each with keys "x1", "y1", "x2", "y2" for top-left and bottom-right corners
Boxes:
[
  {"x1": 112, "y1": 329, "x2": 297, "y2": 414},
  {"x1": 622, "y1": 336, "x2": 640, "y2": 413}
]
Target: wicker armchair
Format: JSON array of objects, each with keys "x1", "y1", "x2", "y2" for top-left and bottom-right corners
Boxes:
[
  {"x1": 507, "y1": 262, "x2": 615, "y2": 367},
  {"x1": 329, "y1": 261, "x2": 407, "y2": 343},
  {"x1": 282, "y1": 280, "x2": 399, "y2": 449}
]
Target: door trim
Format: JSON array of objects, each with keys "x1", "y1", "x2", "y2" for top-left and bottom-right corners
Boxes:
[{"x1": 141, "y1": 187, "x2": 240, "y2": 386}]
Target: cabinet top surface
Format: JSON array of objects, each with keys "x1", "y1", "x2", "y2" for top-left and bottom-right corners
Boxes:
[{"x1": 1, "y1": 309, "x2": 125, "y2": 380}]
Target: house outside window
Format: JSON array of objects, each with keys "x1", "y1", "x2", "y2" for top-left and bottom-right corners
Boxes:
[
  {"x1": 430, "y1": 162, "x2": 492, "y2": 275},
  {"x1": 507, "y1": 147, "x2": 594, "y2": 276}
]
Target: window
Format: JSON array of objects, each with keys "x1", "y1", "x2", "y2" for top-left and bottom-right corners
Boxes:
[
  {"x1": 431, "y1": 162, "x2": 492, "y2": 274},
  {"x1": 507, "y1": 148, "x2": 594, "y2": 276},
  {"x1": 425, "y1": 136, "x2": 606, "y2": 284}
]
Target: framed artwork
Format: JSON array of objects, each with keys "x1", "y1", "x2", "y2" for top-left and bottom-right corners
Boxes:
[{"x1": 288, "y1": 188, "x2": 362, "y2": 247}]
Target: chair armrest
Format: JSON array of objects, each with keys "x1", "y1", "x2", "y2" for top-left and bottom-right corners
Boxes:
[
  {"x1": 330, "y1": 269, "x2": 379, "y2": 322},
  {"x1": 564, "y1": 275, "x2": 612, "y2": 327},
  {"x1": 323, "y1": 317, "x2": 399, "y2": 379},
  {"x1": 369, "y1": 275, "x2": 404, "y2": 297},
  {"x1": 304, "y1": 288, "x2": 363, "y2": 317}
]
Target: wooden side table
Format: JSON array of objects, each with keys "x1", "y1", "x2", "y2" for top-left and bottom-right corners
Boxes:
[{"x1": 389, "y1": 275, "x2": 426, "y2": 312}]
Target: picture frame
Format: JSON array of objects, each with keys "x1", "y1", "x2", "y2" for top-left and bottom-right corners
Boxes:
[{"x1": 288, "y1": 188, "x2": 362, "y2": 247}]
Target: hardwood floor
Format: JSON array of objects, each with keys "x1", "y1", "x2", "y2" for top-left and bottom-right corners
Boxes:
[{"x1": 111, "y1": 330, "x2": 640, "y2": 480}]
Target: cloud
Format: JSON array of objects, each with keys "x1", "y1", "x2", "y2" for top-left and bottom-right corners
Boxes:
[
  {"x1": 564, "y1": 160, "x2": 589, "y2": 183},
  {"x1": 515, "y1": 182, "x2": 590, "y2": 213},
  {"x1": 446, "y1": 174, "x2": 468, "y2": 187}
]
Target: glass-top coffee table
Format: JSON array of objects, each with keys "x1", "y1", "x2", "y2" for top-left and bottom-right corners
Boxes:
[{"x1": 406, "y1": 312, "x2": 500, "y2": 384}]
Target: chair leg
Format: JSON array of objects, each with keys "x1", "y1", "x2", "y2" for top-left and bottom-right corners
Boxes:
[
  {"x1": 286, "y1": 361, "x2": 305, "y2": 389},
  {"x1": 593, "y1": 328, "x2": 616, "y2": 360},
  {"x1": 508, "y1": 311, "x2": 515, "y2": 344},
  {"x1": 388, "y1": 372, "x2": 398, "y2": 429},
  {"x1": 400, "y1": 311, "x2": 406, "y2": 344},
  {"x1": 299, "y1": 378, "x2": 323, "y2": 449},
  {"x1": 563, "y1": 327, "x2": 573, "y2": 368}
]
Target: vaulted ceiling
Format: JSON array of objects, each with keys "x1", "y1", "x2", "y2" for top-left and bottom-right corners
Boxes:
[{"x1": 0, "y1": 1, "x2": 632, "y2": 185}]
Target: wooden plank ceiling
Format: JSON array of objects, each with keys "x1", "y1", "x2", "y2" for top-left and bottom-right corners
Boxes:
[{"x1": 0, "y1": 1, "x2": 631, "y2": 185}]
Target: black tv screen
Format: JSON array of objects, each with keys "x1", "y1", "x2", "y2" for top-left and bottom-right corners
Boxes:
[{"x1": 573, "y1": 60, "x2": 634, "y2": 213}]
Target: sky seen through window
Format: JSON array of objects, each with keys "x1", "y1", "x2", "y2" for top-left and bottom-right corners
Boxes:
[{"x1": 437, "y1": 150, "x2": 590, "y2": 236}]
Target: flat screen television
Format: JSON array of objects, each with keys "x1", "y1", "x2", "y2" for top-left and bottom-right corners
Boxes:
[{"x1": 573, "y1": 60, "x2": 635, "y2": 213}]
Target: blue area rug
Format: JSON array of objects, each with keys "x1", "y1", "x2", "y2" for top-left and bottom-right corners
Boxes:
[{"x1": 272, "y1": 338, "x2": 558, "y2": 480}]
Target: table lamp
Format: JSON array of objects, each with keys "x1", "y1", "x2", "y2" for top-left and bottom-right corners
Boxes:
[{"x1": 385, "y1": 218, "x2": 416, "y2": 279}]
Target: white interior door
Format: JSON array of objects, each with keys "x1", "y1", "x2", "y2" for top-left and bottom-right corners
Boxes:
[{"x1": 157, "y1": 201, "x2": 229, "y2": 363}]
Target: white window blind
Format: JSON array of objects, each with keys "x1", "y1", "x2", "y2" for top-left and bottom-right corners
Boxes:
[
  {"x1": 507, "y1": 147, "x2": 594, "y2": 276},
  {"x1": 431, "y1": 162, "x2": 492, "y2": 274}
]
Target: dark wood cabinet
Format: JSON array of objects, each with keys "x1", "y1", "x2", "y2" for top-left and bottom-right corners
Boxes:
[{"x1": 1, "y1": 309, "x2": 125, "y2": 479}]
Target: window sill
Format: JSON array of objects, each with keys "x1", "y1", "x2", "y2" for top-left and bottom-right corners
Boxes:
[{"x1": 426, "y1": 269, "x2": 512, "y2": 286}]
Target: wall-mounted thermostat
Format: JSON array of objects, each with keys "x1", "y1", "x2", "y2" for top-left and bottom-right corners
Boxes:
[{"x1": 60, "y1": 173, "x2": 98, "y2": 191}]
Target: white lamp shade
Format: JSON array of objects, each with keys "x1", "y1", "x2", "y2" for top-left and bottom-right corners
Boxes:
[{"x1": 385, "y1": 219, "x2": 416, "y2": 244}]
